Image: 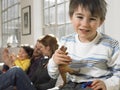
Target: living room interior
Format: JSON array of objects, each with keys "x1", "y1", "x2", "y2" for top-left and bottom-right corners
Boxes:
[{"x1": 0, "y1": 0, "x2": 120, "y2": 65}]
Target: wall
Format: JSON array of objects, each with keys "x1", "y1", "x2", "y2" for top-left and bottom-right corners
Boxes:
[
  {"x1": 105, "y1": 0, "x2": 120, "y2": 42},
  {"x1": 0, "y1": 1, "x2": 120, "y2": 46},
  {"x1": 0, "y1": 1, "x2": 2, "y2": 47},
  {"x1": 21, "y1": 0, "x2": 43, "y2": 46},
  {"x1": 32, "y1": 0, "x2": 43, "y2": 43}
]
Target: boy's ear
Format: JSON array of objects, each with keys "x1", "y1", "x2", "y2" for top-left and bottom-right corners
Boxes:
[{"x1": 99, "y1": 20, "x2": 104, "y2": 27}]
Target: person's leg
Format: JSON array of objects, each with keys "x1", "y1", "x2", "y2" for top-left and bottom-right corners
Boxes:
[
  {"x1": 0, "y1": 67, "x2": 36, "y2": 90},
  {"x1": 14, "y1": 67, "x2": 36, "y2": 90},
  {"x1": 60, "y1": 81, "x2": 92, "y2": 90},
  {"x1": 75, "y1": 84, "x2": 92, "y2": 90},
  {"x1": 0, "y1": 70, "x2": 2, "y2": 74},
  {"x1": 59, "y1": 81, "x2": 76, "y2": 90},
  {"x1": 3, "y1": 86, "x2": 15, "y2": 90}
]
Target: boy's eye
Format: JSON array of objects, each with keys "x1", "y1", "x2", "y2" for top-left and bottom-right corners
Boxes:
[
  {"x1": 77, "y1": 16, "x2": 83, "y2": 19},
  {"x1": 90, "y1": 17, "x2": 97, "y2": 21}
]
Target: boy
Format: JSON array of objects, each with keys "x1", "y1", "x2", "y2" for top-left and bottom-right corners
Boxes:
[{"x1": 48, "y1": 0, "x2": 120, "y2": 90}]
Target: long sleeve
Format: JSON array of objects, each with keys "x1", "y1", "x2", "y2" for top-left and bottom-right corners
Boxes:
[
  {"x1": 31, "y1": 58, "x2": 57, "y2": 90},
  {"x1": 47, "y1": 58, "x2": 59, "y2": 79},
  {"x1": 104, "y1": 52, "x2": 120, "y2": 90},
  {"x1": 47, "y1": 35, "x2": 67, "y2": 79},
  {"x1": 47, "y1": 33, "x2": 120, "y2": 90}
]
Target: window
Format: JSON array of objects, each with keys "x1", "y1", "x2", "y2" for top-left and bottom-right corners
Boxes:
[
  {"x1": 43, "y1": 0, "x2": 74, "y2": 40},
  {"x1": 1, "y1": 0, "x2": 21, "y2": 47},
  {"x1": 43, "y1": 0, "x2": 104, "y2": 40}
]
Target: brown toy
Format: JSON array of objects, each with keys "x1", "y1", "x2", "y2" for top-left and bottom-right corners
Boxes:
[{"x1": 58, "y1": 46, "x2": 80, "y2": 88}]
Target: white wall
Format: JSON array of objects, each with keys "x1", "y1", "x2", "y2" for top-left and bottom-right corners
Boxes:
[
  {"x1": 0, "y1": 0, "x2": 120, "y2": 47},
  {"x1": 105, "y1": 0, "x2": 120, "y2": 42},
  {"x1": 19, "y1": 0, "x2": 120, "y2": 45},
  {"x1": 21, "y1": 0, "x2": 43, "y2": 46},
  {"x1": 32, "y1": 0, "x2": 43, "y2": 43},
  {"x1": 0, "y1": 1, "x2": 2, "y2": 47}
]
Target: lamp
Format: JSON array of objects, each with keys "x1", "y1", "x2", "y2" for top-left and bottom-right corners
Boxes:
[{"x1": 7, "y1": 35, "x2": 18, "y2": 47}]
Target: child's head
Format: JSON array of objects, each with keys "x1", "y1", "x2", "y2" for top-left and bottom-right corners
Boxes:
[
  {"x1": 39, "y1": 34, "x2": 59, "y2": 58},
  {"x1": 18, "y1": 46, "x2": 34, "y2": 60},
  {"x1": 69, "y1": 0, "x2": 107, "y2": 21}
]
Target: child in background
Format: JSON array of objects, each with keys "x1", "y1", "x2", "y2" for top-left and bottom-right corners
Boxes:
[{"x1": 3, "y1": 46, "x2": 34, "y2": 72}]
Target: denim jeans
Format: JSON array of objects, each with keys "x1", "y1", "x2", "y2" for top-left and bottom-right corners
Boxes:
[{"x1": 0, "y1": 67, "x2": 36, "y2": 90}]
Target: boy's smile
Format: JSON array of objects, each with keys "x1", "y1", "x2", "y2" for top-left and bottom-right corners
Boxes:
[{"x1": 70, "y1": 5, "x2": 103, "y2": 42}]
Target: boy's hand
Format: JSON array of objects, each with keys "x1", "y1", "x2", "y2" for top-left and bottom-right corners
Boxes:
[
  {"x1": 91, "y1": 80, "x2": 106, "y2": 90},
  {"x1": 53, "y1": 46, "x2": 72, "y2": 65}
]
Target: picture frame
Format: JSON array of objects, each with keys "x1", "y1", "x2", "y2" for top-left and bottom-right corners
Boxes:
[{"x1": 22, "y1": 6, "x2": 31, "y2": 35}]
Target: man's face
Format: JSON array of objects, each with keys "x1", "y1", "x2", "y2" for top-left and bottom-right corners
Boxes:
[{"x1": 33, "y1": 41, "x2": 42, "y2": 57}]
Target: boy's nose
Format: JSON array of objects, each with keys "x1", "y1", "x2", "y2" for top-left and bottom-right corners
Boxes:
[{"x1": 82, "y1": 19, "x2": 89, "y2": 26}]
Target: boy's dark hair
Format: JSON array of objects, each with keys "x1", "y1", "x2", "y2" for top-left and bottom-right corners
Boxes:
[
  {"x1": 69, "y1": 0, "x2": 107, "y2": 21},
  {"x1": 22, "y1": 46, "x2": 34, "y2": 58}
]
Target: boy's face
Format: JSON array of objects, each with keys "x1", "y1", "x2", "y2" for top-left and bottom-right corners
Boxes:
[{"x1": 70, "y1": 5, "x2": 103, "y2": 42}]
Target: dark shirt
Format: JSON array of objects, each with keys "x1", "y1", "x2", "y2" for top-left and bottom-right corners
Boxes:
[
  {"x1": 27, "y1": 56, "x2": 44, "y2": 78},
  {"x1": 30, "y1": 57, "x2": 57, "y2": 90}
]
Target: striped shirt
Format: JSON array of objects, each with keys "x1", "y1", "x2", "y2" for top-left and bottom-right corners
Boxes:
[{"x1": 48, "y1": 32, "x2": 120, "y2": 90}]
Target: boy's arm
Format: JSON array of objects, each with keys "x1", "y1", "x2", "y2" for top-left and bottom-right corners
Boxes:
[
  {"x1": 47, "y1": 37, "x2": 70, "y2": 79},
  {"x1": 104, "y1": 77, "x2": 120, "y2": 90},
  {"x1": 47, "y1": 58, "x2": 59, "y2": 79},
  {"x1": 104, "y1": 65, "x2": 120, "y2": 90},
  {"x1": 104, "y1": 47, "x2": 120, "y2": 90}
]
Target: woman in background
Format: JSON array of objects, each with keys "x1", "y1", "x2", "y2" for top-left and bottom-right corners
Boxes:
[{"x1": 30, "y1": 34, "x2": 59, "y2": 90}]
